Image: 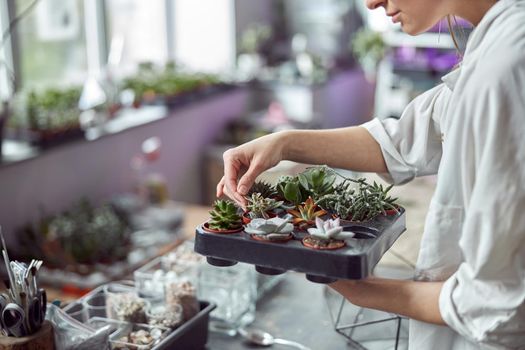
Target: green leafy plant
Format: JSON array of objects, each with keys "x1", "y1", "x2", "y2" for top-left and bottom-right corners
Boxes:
[
  {"x1": 348, "y1": 179, "x2": 398, "y2": 222},
  {"x1": 276, "y1": 175, "x2": 306, "y2": 205},
  {"x1": 297, "y1": 166, "x2": 337, "y2": 200},
  {"x1": 208, "y1": 199, "x2": 242, "y2": 230},
  {"x1": 351, "y1": 29, "x2": 386, "y2": 79},
  {"x1": 42, "y1": 199, "x2": 129, "y2": 265},
  {"x1": 10, "y1": 87, "x2": 82, "y2": 131},
  {"x1": 122, "y1": 62, "x2": 222, "y2": 106},
  {"x1": 247, "y1": 180, "x2": 277, "y2": 199},
  {"x1": 245, "y1": 193, "x2": 283, "y2": 219},
  {"x1": 317, "y1": 180, "x2": 355, "y2": 220},
  {"x1": 276, "y1": 166, "x2": 337, "y2": 205}
]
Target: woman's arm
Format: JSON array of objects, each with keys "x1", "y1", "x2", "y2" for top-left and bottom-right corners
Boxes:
[
  {"x1": 218, "y1": 126, "x2": 387, "y2": 205},
  {"x1": 330, "y1": 278, "x2": 446, "y2": 325},
  {"x1": 282, "y1": 127, "x2": 388, "y2": 173}
]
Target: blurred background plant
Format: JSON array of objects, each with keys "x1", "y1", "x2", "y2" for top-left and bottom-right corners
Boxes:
[
  {"x1": 121, "y1": 61, "x2": 223, "y2": 107},
  {"x1": 17, "y1": 198, "x2": 130, "y2": 269},
  {"x1": 10, "y1": 86, "x2": 82, "y2": 132},
  {"x1": 351, "y1": 28, "x2": 386, "y2": 81}
]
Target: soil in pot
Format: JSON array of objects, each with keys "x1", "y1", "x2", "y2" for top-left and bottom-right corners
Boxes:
[
  {"x1": 302, "y1": 235, "x2": 346, "y2": 250},
  {"x1": 202, "y1": 222, "x2": 243, "y2": 234},
  {"x1": 250, "y1": 233, "x2": 293, "y2": 243}
]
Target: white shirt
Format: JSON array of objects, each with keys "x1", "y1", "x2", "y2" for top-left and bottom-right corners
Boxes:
[{"x1": 362, "y1": 0, "x2": 525, "y2": 348}]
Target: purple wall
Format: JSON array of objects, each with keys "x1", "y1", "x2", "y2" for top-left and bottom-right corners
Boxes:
[{"x1": 0, "y1": 89, "x2": 249, "y2": 246}]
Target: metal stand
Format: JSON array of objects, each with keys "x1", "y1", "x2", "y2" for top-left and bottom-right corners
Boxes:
[{"x1": 324, "y1": 287, "x2": 407, "y2": 350}]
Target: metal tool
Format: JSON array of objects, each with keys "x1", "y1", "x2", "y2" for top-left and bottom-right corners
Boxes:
[
  {"x1": 238, "y1": 328, "x2": 311, "y2": 350},
  {"x1": 0, "y1": 227, "x2": 18, "y2": 304},
  {"x1": 2, "y1": 303, "x2": 26, "y2": 337},
  {"x1": 0, "y1": 225, "x2": 46, "y2": 337}
]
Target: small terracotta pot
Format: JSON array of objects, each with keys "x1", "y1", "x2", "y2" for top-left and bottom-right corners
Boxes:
[
  {"x1": 202, "y1": 222, "x2": 243, "y2": 234},
  {"x1": 302, "y1": 235, "x2": 346, "y2": 250},
  {"x1": 250, "y1": 233, "x2": 293, "y2": 243},
  {"x1": 384, "y1": 207, "x2": 400, "y2": 216}
]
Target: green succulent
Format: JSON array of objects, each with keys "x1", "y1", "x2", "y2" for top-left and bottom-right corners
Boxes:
[
  {"x1": 276, "y1": 175, "x2": 307, "y2": 205},
  {"x1": 208, "y1": 199, "x2": 242, "y2": 230},
  {"x1": 348, "y1": 179, "x2": 398, "y2": 221},
  {"x1": 297, "y1": 166, "x2": 337, "y2": 200},
  {"x1": 247, "y1": 180, "x2": 277, "y2": 198},
  {"x1": 245, "y1": 193, "x2": 283, "y2": 219},
  {"x1": 317, "y1": 180, "x2": 355, "y2": 220}
]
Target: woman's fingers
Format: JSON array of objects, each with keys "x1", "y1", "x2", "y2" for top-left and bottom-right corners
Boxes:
[
  {"x1": 237, "y1": 159, "x2": 263, "y2": 196},
  {"x1": 216, "y1": 176, "x2": 225, "y2": 198}
]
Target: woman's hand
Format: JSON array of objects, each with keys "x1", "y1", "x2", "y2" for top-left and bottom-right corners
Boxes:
[{"x1": 217, "y1": 132, "x2": 288, "y2": 207}]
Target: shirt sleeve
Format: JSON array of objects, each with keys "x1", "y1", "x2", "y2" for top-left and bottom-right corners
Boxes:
[
  {"x1": 439, "y1": 63, "x2": 525, "y2": 348},
  {"x1": 361, "y1": 83, "x2": 447, "y2": 185}
]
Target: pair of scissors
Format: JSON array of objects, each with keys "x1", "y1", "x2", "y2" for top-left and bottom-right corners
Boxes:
[
  {"x1": 1, "y1": 302, "x2": 26, "y2": 337},
  {"x1": 26, "y1": 289, "x2": 46, "y2": 333}
]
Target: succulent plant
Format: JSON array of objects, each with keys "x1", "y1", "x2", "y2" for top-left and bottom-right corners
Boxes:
[
  {"x1": 297, "y1": 166, "x2": 337, "y2": 201},
  {"x1": 244, "y1": 215, "x2": 293, "y2": 241},
  {"x1": 307, "y1": 217, "x2": 355, "y2": 241},
  {"x1": 247, "y1": 180, "x2": 278, "y2": 199},
  {"x1": 208, "y1": 199, "x2": 242, "y2": 230},
  {"x1": 287, "y1": 197, "x2": 327, "y2": 229},
  {"x1": 245, "y1": 193, "x2": 283, "y2": 219},
  {"x1": 317, "y1": 180, "x2": 355, "y2": 219},
  {"x1": 276, "y1": 175, "x2": 306, "y2": 205},
  {"x1": 346, "y1": 179, "x2": 398, "y2": 222}
]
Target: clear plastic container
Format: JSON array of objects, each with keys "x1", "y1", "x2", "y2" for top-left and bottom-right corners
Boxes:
[
  {"x1": 64, "y1": 301, "x2": 87, "y2": 323},
  {"x1": 134, "y1": 248, "x2": 201, "y2": 300},
  {"x1": 146, "y1": 303, "x2": 183, "y2": 329}
]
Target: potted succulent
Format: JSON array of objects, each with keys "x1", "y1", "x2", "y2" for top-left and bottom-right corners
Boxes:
[
  {"x1": 318, "y1": 176, "x2": 399, "y2": 222},
  {"x1": 203, "y1": 199, "x2": 243, "y2": 234},
  {"x1": 297, "y1": 166, "x2": 337, "y2": 201},
  {"x1": 247, "y1": 180, "x2": 278, "y2": 199},
  {"x1": 343, "y1": 179, "x2": 398, "y2": 222},
  {"x1": 287, "y1": 197, "x2": 327, "y2": 231},
  {"x1": 244, "y1": 215, "x2": 294, "y2": 243},
  {"x1": 276, "y1": 166, "x2": 337, "y2": 207},
  {"x1": 276, "y1": 175, "x2": 306, "y2": 206},
  {"x1": 243, "y1": 193, "x2": 283, "y2": 224},
  {"x1": 303, "y1": 217, "x2": 355, "y2": 250}
]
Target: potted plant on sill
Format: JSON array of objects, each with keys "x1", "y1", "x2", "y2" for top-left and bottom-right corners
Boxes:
[
  {"x1": 287, "y1": 197, "x2": 327, "y2": 231},
  {"x1": 243, "y1": 193, "x2": 283, "y2": 224},
  {"x1": 244, "y1": 215, "x2": 294, "y2": 243},
  {"x1": 303, "y1": 217, "x2": 355, "y2": 250},
  {"x1": 8, "y1": 87, "x2": 84, "y2": 148},
  {"x1": 203, "y1": 199, "x2": 243, "y2": 234}
]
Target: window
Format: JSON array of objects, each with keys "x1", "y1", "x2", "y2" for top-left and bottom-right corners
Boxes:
[
  {"x1": 105, "y1": 0, "x2": 168, "y2": 75},
  {"x1": 17, "y1": 0, "x2": 88, "y2": 89},
  {"x1": 174, "y1": 0, "x2": 235, "y2": 73}
]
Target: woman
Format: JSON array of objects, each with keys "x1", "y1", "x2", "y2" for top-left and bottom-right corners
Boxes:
[{"x1": 217, "y1": 0, "x2": 525, "y2": 348}]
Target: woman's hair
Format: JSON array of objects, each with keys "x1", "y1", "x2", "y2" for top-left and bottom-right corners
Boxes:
[{"x1": 447, "y1": 15, "x2": 465, "y2": 55}]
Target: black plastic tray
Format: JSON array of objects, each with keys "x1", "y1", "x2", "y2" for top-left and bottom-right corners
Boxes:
[
  {"x1": 155, "y1": 301, "x2": 216, "y2": 350},
  {"x1": 194, "y1": 209, "x2": 406, "y2": 283}
]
